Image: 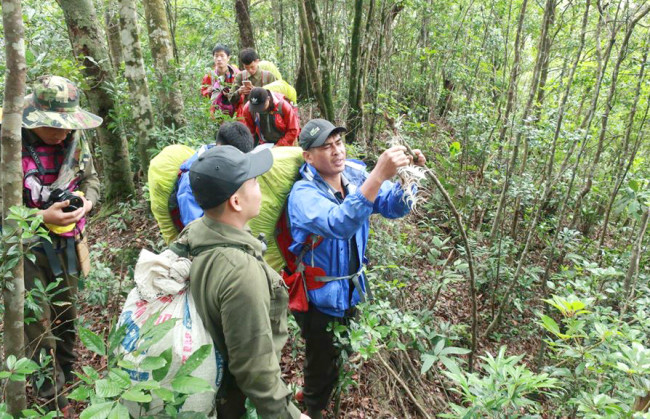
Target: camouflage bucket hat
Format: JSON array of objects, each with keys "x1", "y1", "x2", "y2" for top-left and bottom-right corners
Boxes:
[{"x1": 22, "y1": 75, "x2": 103, "y2": 130}]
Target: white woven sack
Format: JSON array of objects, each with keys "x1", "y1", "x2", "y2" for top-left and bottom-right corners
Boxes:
[{"x1": 117, "y1": 250, "x2": 223, "y2": 416}]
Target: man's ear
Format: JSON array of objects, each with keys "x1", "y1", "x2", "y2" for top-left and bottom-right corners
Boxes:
[
  {"x1": 228, "y1": 193, "x2": 242, "y2": 212},
  {"x1": 303, "y1": 150, "x2": 312, "y2": 164}
]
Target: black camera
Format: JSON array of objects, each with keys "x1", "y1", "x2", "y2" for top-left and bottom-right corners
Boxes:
[{"x1": 45, "y1": 188, "x2": 84, "y2": 213}]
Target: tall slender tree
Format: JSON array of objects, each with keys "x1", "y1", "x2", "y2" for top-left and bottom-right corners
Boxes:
[
  {"x1": 57, "y1": 0, "x2": 135, "y2": 201},
  {"x1": 142, "y1": 0, "x2": 186, "y2": 128},
  {"x1": 105, "y1": 0, "x2": 124, "y2": 71},
  {"x1": 1, "y1": 0, "x2": 27, "y2": 412},
  {"x1": 346, "y1": 0, "x2": 364, "y2": 142},
  {"x1": 118, "y1": 0, "x2": 156, "y2": 175},
  {"x1": 235, "y1": 0, "x2": 256, "y2": 49}
]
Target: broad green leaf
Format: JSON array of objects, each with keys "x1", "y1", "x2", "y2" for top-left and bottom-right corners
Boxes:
[
  {"x1": 68, "y1": 385, "x2": 92, "y2": 401},
  {"x1": 152, "y1": 348, "x2": 173, "y2": 381},
  {"x1": 108, "y1": 369, "x2": 132, "y2": 388},
  {"x1": 420, "y1": 353, "x2": 437, "y2": 375},
  {"x1": 108, "y1": 324, "x2": 128, "y2": 354},
  {"x1": 117, "y1": 359, "x2": 138, "y2": 370},
  {"x1": 440, "y1": 347, "x2": 472, "y2": 356},
  {"x1": 79, "y1": 327, "x2": 106, "y2": 356},
  {"x1": 80, "y1": 401, "x2": 115, "y2": 419},
  {"x1": 121, "y1": 388, "x2": 152, "y2": 403},
  {"x1": 153, "y1": 387, "x2": 175, "y2": 402},
  {"x1": 171, "y1": 376, "x2": 214, "y2": 395},
  {"x1": 176, "y1": 345, "x2": 213, "y2": 378},
  {"x1": 95, "y1": 378, "x2": 123, "y2": 398},
  {"x1": 14, "y1": 358, "x2": 39, "y2": 374},
  {"x1": 132, "y1": 381, "x2": 161, "y2": 391},
  {"x1": 140, "y1": 355, "x2": 167, "y2": 371},
  {"x1": 138, "y1": 318, "x2": 178, "y2": 353},
  {"x1": 433, "y1": 338, "x2": 445, "y2": 355},
  {"x1": 6, "y1": 355, "x2": 16, "y2": 370},
  {"x1": 107, "y1": 403, "x2": 130, "y2": 419}
]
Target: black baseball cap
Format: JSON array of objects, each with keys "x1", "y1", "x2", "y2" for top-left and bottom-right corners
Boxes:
[
  {"x1": 189, "y1": 145, "x2": 273, "y2": 210},
  {"x1": 299, "y1": 119, "x2": 346, "y2": 150},
  {"x1": 249, "y1": 87, "x2": 269, "y2": 113}
]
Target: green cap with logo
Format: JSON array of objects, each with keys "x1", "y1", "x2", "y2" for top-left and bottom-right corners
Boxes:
[
  {"x1": 299, "y1": 119, "x2": 346, "y2": 150},
  {"x1": 22, "y1": 75, "x2": 103, "y2": 130}
]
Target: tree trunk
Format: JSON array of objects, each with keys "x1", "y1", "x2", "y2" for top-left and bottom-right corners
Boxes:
[
  {"x1": 297, "y1": 0, "x2": 329, "y2": 119},
  {"x1": 571, "y1": 4, "x2": 650, "y2": 231},
  {"x1": 346, "y1": 0, "x2": 364, "y2": 141},
  {"x1": 509, "y1": 0, "x2": 556, "y2": 237},
  {"x1": 305, "y1": 0, "x2": 335, "y2": 120},
  {"x1": 235, "y1": 0, "x2": 256, "y2": 49},
  {"x1": 488, "y1": 0, "x2": 529, "y2": 242},
  {"x1": 598, "y1": 43, "x2": 649, "y2": 255},
  {"x1": 1, "y1": 0, "x2": 27, "y2": 412},
  {"x1": 624, "y1": 207, "x2": 650, "y2": 296},
  {"x1": 57, "y1": 0, "x2": 135, "y2": 201},
  {"x1": 539, "y1": 0, "x2": 591, "y2": 296},
  {"x1": 105, "y1": 0, "x2": 123, "y2": 72},
  {"x1": 142, "y1": 0, "x2": 186, "y2": 128},
  {"x1": 118, "y1": 0, "x2": 156, "y2": 176}
]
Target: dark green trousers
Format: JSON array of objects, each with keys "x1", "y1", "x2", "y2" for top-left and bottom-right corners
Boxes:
[{"x1": 24, "y1": 235, "x2": 79, "y2": 400}]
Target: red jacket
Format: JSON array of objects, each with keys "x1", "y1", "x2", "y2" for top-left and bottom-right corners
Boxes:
[{"x1": 242, "y1": 92, "x2": 300, "y2": 147}]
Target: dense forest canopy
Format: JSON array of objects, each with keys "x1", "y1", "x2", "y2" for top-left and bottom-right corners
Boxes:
[{"x1": 1, "y1": 0, "x2": 650, "y2": 416}]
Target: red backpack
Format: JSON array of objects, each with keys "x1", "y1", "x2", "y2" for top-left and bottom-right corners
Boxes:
[{"x1": 274, "y1": 209, "x2": 328, "y2": 312}]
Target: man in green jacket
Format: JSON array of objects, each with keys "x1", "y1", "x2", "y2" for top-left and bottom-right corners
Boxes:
[{"x1": 183, "y1": 145, "x2": 306, "y2": 419}]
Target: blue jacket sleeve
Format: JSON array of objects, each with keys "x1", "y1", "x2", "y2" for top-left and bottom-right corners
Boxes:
[
  {"x1": 372, "y1": 181, "x2": 414, "y2": 219},
  {"x1": 288, "y1": 182, "x2": 374, "y2": 241},
  {"x1": 177, "y1": 171, "x2": 204, "y2": 227}
]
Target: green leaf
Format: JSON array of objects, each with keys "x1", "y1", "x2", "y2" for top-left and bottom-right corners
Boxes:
[
  {"x1": 137, "y1": 315, "x2": 177, "y2": 353},
  {"x1": 152, "y1": 348, "x2": 173, "y2": 381},
  {"x1": 79, "y1": 327, "x2": 106, "y2": 356},
  {"x1": 80, "y1": 401, "x2": 115, "y2": 419},
  {"x1": 171, "y1": 376, "x2": 214, "y2": 395},
  {"x1": 108, "y1": 324, "x2": 128, "y2": 354},
  {"x1": 121, "y1": 388, "x2": 152, "y2": 403},
  {"x1": 95, "y1": 378, "x2": 122, "y2": 398},
  {"x1": 107, "y1": 403, "x2": 130, "y2": 419},
  {"x1": 132, "y1": 381, "x2": 161, "y2": 391},
  {"x1": 117, "y1": 359, "x2": 138, "y2": 370},
  {"x1": 153, "y1": 387, "x2": 175, "y2": 402},
  {"x1": 6, "y1": 355, "x2": 16, "y2": 370},
  {"x1": 14, "y1": 358, "x2": 39, "y2": 374},
  {"x1": 152, "y1": 388, "x2": 174, "y2": 403},
  {"x1": 420, "y1": 353, "x2": 437, "y2": 375},
  {"x1": 68, "y1": 385, "x2": 92, "y2": 401},
  {"x1": 540, "y1": 315, "x2": 569, "y2": 339},
  {"x1": 440, "y1": 347, "x2": 472, "y2": 356},
  {"x1": 176, "y1": 344, "x2": 212, "y2": 377},
  {"x1": 440, "y1": 355, "x2": 462, "y2": 376},
  {"x1": 108, "y1": 369, "x2": 132, "y2": 388},
  {"x1": 140, "y1": 355, "x2": 167, "y2": 371},
  {"x1": 0, "y1": 371, "x2": 11, "y2": 379}
]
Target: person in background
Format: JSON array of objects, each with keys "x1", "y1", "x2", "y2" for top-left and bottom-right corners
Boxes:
[
  {"x1": 201, "y1": 44, "x2": 240, "y2": 117},
  {"x1": 242, "y1": 87, "x2": 300, "y2": 147},
  {"x1": 228, "y1": 48, "x2": 276, "y2": 114},
  {"x1": 173, "y1": 122, "x2": 254, "y2": 228}
]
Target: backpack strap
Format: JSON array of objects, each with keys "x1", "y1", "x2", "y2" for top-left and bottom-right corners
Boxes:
[{"x1": 189, "y1": 243, "x2": 249, "y2": 258}]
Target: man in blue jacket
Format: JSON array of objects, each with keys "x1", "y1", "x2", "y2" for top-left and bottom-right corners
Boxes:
[{"x1": 287, "y1": 119, "x2": 426, "y2": 418}]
